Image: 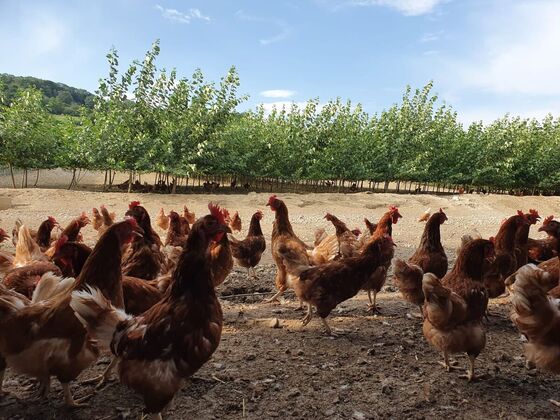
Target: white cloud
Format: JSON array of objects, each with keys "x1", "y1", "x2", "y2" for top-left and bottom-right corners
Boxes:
[
  {"x1": 155, "y1": 5, "x2": 210, "y2": 24},
  {"x1": 452, "y1": 1, "x2": 560, "y2": 95},
  {"x1": 260, "y1": 89, "x2": 297, "y2": 98},
  {"x1": 324, "y1": 0, "x2": 445, "y2": 16},
  {"x1": 235, "y1": 10, "x2": 292, "y2": 46},
  {"x1": 419, "y1": 30, "x2": 443, "y2": 43},
  {"x1": 456, "y1": 104, "x2": 560, "y2": 126}
]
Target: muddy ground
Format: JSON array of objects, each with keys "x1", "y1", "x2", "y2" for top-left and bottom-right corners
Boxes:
[{"x1": 0, "y1": 188, "x2": 559, "y2": 419}]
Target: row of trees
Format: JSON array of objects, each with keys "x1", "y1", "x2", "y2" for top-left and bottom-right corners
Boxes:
[{"x1": 1, "y1": 41, "x2": 559, "y2": 194}]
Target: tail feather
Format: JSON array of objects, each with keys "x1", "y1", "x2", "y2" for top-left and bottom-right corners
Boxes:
[
  {"x1": 32, "y1": 273, "x2": 75, "y2": 303},
  {"x1": 393, "y1": 259, "x2": 424, "y2": 306},
  {"x1": 70, "y1": 286, "x2": 131, "y2": 349}
]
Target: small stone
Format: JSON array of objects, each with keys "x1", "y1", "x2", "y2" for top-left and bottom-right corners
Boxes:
[
  {"x1": 366, "y1": 348, "x2": 376, "y2": 356},
  {"x1": 245, "y1": 353, "x2": 256, "y2": 361},
  {"x1": 353, "y1": 410, "x2": 366, "y2": 420},
  {"x1": 287, "y1": 389, "x2": 301, "y2": 398},
  {"x1": 296, "y1": 349, "x2": 304, "y2": 356},
  {"x1": 381, "y1": 378, "x2": 393, "y2": 394},
  {"x1": 213, "y1": 363, "x2": 224, "y2": 370}
]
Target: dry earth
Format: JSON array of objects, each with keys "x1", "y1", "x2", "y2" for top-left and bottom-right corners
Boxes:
[{"x1": 0, "y1": 188, "x2": 559, "y2": 419}]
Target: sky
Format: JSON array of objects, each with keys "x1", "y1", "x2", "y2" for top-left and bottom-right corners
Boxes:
[{"x1": 1, "y1": 0, "x2": 560, "y2": 124}]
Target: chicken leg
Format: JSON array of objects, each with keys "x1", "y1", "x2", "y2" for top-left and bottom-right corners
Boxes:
[
  {"x1": 458, "y1": 354, "x2": 479, "y2": 382},
  {"x1": 37, "y1": 377, "x2": 51, "y2": 398},
  {"x1": 0, "y1": 368, "x2": 5, "y2": 396},
  {"x1": 320, "y1": 317, "x2": 332, "y2": 335},
  {"x1": 301, "y1": 303, "x2": 313, "y2": 326},
  {"x1": 438, "y1": 352, "x2": 460, "y2": 372},
  {"x1": 367, "y1": 290, "x2": 381, "y2": 314},
  {"x1": 263, "y1": 289, "x2": 284, "y2": 304}
]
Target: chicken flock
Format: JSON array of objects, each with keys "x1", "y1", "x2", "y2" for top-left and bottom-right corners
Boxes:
[{"x1": 0, "y1": 197, "x2": 559, "y2": 418}]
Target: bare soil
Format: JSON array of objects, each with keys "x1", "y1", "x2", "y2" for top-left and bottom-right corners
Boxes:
[{"x1": 0, "y1": 188, "x2": 559, "y2": 419}]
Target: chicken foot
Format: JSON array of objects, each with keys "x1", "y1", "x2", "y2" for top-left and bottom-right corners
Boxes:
[
  {"x1": 80, "y1": 357, "x2": 117, "y2": 389},
  {"x1": 438, "y1": 352, "x2": 460, "y2": 372},
  {"x1": 458, "y1": 354, "x2": 482, "y2": 382},
  {"x1": 140, "y1": 413, "x2": 163, "y2": 420},
  {"x1": 320, "y1": 318, "x2": 348, "y2": 336},
  {"x1": 247, "y1": 267, "x2": 259, "y2": 280},
  {"x1": 62, "y1": 382, "x2": 92, "y2": 407},
  {"x1": 37, "y1": 377, "x2": 51, "y2": 398},
  {"x1": 366, "y1": 290, "x2": 382, "y2": 314},
  {"x1": 263, "y1": 289, "x2": 284, "y2": 304},
  {"x1": 301, "y1": 303, "x2": 313, "y2": 326},
  {"x1": 550, "y1": 399, "x2": 560, "y2": 408}
]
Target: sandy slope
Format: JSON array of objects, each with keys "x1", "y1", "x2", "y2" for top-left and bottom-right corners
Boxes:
[{"x1": 0, "y1": 188, "x2": 558, "y2": 262}]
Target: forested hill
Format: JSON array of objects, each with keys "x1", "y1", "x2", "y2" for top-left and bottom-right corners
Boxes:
[{"x1": 0, "y1": 73, "x2": 94, "y2": 116}]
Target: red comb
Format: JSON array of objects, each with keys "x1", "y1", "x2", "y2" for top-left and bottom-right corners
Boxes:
[
  {"x1": 208, "y1": 202, "x2": 227, "y2": 225},
  {"x1": 517, "y1": 210, "x2": 524, "y2": 217},
  {"x1": 439, "y1": 208, "x2": 444, "y2": 213},
  {"x1": 529, "y1": 209, "x2": 539, "y2": 217},
  {"x1": 55, "y1": 235, "x2": 69, "y2": 253},
  {"x1": 543, "y1": 215, "x2": 554, "y2": 225},
  {"x1": 48, "y1": 216, "x2": 57, "y2": 223},
  {"x1": 129, "y1": 201, "x2": 141, "y2": 209},
  {"x1": 489, "y1": 236, "x2": 495, "y2": 244}
]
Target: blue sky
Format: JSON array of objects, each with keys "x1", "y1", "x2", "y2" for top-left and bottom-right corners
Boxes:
[{"x1": 1, "y1": 0, "x2": 559, "y2": 124}]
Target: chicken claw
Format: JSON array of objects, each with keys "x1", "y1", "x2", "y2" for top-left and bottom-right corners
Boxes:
[
  {"x1": 320, "y1": 318, "x2": 333, "y2": 335},
  {"x1": 458, "y1": 355, "x2": 483, "y2": 382},
  {"x1": 437, "y1": 352, "x2": 460, "y2": 372},
  {"x1": 367, "y1": 303, "x2": 382, "y2": 314},
  {"x1": 366, "y1": 291, "x2": 382, "y2": 314},
  {"x1": 37, "y1": 377, "x2": 51, "y2": 398},
  {"x1": 141, "y1": 413, "x2": 163, "y2": 420},
  {"x1": 62, "y1": 382, "x2": 92, "y2": 407},
  {"x1": 263, "y1": 290, "x2": 283, "y2": 304},
  {"x1": 301, "y1": 303, "x2": 313, "y2": 326},
  {"x1": 80, "y1": 357, "x2": 116, "y2": 390},
  {"x1": 550, "y1": 399, "x2": 560, "y2": 408}
]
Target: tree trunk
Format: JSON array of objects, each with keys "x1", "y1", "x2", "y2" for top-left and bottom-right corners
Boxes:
[
  {"x1": 33, "y1": 169, "x2": 40, "y2": 187},
  {"x1": 171, "y1": 177, "x2": 177, "y2": 194},
  {"x1": 127, "y1": 171, "x2": 133, "y2": 193},
  {"x1": 9, "y1": 164, "x2": 16, "y2": 189},
  {"x1": 103, "y1": 170, "x2": 108, "y2": 192},
  {"x1": 384, "y1": 180, "x2": 389, "y2": 193},
  {"x1": 68, "y1": 168, "x2": 77, "y2": 190}
]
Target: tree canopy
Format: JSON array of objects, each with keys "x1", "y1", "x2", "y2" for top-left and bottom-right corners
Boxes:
[{"x1": 0, "y1": 42, "x2": 559, "y2": 194}]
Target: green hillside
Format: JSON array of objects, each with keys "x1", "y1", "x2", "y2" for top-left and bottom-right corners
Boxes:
[{"x1": 0, "y1": 73, "x2": 94, "y2": 116}]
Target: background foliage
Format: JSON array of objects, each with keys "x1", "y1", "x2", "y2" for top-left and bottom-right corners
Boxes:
[{"x1": 1, "y1": 41, "x2": 559, "y2": 194}]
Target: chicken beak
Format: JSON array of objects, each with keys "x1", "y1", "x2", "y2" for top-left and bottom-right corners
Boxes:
[{"x1": 133, "y1": 225, "x2": 145, "y2": 238}]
